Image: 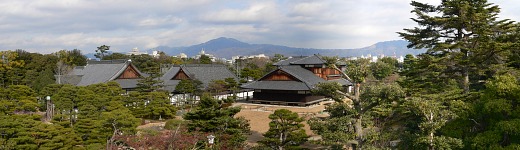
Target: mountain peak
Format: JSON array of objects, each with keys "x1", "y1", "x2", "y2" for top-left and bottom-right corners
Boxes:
[
  {"x1": 200, "y1": 37, "x2": 249, "y2": 48},
  {"x1": 205, "y1": 37, "x2": 243, "y2": 44},
  {"x1": 159, "y1": 38, "x2": 424, "y2": 59}
]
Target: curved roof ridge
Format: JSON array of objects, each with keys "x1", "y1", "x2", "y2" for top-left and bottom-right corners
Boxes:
[{"x1": 290, "y1": 54, "x2": 326, "y2": 65}]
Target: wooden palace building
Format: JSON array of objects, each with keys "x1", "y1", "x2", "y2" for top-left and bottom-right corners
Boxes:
[{"x1": 241, "y1": 54, "x2": 352, "y2": 106}]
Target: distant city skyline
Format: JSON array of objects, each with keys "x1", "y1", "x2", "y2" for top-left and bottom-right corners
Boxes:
[{"x1": 0, "y1": 0, "x2": 518, "y2": 54}]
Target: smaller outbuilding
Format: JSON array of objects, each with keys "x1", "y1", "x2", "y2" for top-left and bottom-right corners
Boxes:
[
  {"x1": 60, "y1": 59, "x2": 146, "y2": 91},
  {"x1": 160, "y1": 64, "x2": 248, "y2": 104}
]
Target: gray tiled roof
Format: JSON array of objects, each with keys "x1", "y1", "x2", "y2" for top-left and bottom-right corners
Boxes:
[
  {"x1": 242, "y1": 65, "x2": 326, "y2": 91},
  {"x1": 114, "y1": 79, "x2": 141, "y2": 89},
  {"x1": 73, "y1": 63, "x2": 126, "y2": 86},
  {"x1": 161, "y1": 64, "x2": 239, "y2": 92},
  {"x1": 63, "y1": 60, "x2": 144, "y2": 88},
  {"x1": 273, "y1": 56, "x2": 306, "y2": 66},
  {"x1": 273, "y1": 54, "x2": 326, "y2": 66},
  {"x1": 278, "y1": 65, "x2": 325, "y2": 88},
  {"x1": 241, "y1": 64, "x2": 352, "y2": 91},
  {"x1": 290, "y1": 54, "x2": 326, "y2": 65}
]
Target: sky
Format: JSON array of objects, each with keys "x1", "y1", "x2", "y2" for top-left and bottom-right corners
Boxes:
[{"x1": 1, "y1": 0, "x2": 519, "y2": 54}]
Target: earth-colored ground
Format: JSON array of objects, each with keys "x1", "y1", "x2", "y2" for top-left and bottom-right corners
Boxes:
[
  {"x1": 234, "y1": 101, "x2": 332, "y2": 145},
  {"x1": 137, "y1": 101, "x2": 334, "y2": 148}
]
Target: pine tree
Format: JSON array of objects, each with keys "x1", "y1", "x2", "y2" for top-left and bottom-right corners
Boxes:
[
  {"x1": 259, "y1": 109, "x2": 308, "y2": 150},
  {"x1": 470, "y1": 75, "x2": 520, "y2": 148},
  {"x1": 311, "y1": 57, "x2": 412, "y2": 149},
  {"x1": 398, "y1": 0, "x2": 516, "y2": 93},
  {"x1": 183, "y1": 94, "x2": 250, "y2": 148}
]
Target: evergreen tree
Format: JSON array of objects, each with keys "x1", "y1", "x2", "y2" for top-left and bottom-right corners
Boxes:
[
  {"x1": 199, "y1": 54, "x2": 212, "y2": 64},
  {"x1": 470, "y1": 75, "x2": 520, "y2": 148},
  {"x1": 101, "y1": 101, "x2": 140, "y2": 150},
  {"x1": 141, "y1": 91, "x2": 177, "y2": 120},
  {"x1": 398, "y1": 0, "x2": 517, "y2": 93},
  {"x1": 0, "y1": 115, "x2": 81, "y2": 149},
  {"x1": 259, "y1": 109, "x2": 308, "y2": 150},
  {"x1": 175, "y1": 79, "x2": 203, "y2": 106},
  {"x1": 183, "y1": 94, "x2": 250, "y2": 148},
  {"x1": 136, "y1": 66, "x2": 164, "y2": 92},
  {"x1": 311, "y1": 57, "x2": 412, "y2": 149},
  {"x1": 370, "y1": 59, "x2": 396, "y2": 81},
  {"x1": 400, "y1": 95, "x2": 463, "y2": 150},
  {"x1": 94, "y1": 45, "x2": 110, "y2": 60},
  {"x1": 102, "y1": 52, "x2": 129, "y2": 60}
]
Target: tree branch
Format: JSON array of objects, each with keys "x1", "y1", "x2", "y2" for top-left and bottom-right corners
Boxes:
[
  {"x1": 361, "y1": 102, "x2": 380, "y2": 114},
  {"x1": 335, "y1": 90, "x2": 355, "y2": 100}
]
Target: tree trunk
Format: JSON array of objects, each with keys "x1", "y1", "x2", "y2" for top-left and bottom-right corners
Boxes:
[
  {"x1": 353, "y1": 83, "x2": 363, "y2": 149},
  {"x1": 279, "y1": 132, "x2": 284, "y2": 150},
  {"x1": 428, "y1": 111, "x2": 434, "y2": 150},
  {"x1": 462, "y1": 61, "x2": 469, "y2": 94},
  {"x1": 459, "y1": 29, "x2": 470, "y2": 94}
]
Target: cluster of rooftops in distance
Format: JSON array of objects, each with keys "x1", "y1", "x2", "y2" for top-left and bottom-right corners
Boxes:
[{"x1": 61, "y1": 54, "x2": 352, "y2": 105}]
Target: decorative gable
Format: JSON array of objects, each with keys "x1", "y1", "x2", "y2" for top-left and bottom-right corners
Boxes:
[
  {"x1": 172, "y1": 69, "x2": 190, "y2": 80},
  {"x1": 117, "y1": 65, "x2": 140, "y2": 79},
  {"x1": 262, "y1": 70, "x2": 298, "y2": 81}
]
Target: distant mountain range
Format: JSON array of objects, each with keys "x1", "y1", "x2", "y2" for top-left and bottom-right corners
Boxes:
[
  {"x1": 157, "y1": 37, "x2": 425, "y2": 59},
  {"x1": 85, "y1": 37, "x2": 425, "y2": 59}
]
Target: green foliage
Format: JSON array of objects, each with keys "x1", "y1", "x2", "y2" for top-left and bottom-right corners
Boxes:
[
  {"x1": 345, "y1": 58, "x2": 371, "y2": 84},
  {"x1": 311, "y1": 82, "x2": 344, "y2": 102},
  {"x1": 21, "y1": 82, "x2": 142, "y2": 148},
  {"x1": 399, "y1": 0, "x2": 518, "y2": 93},
  {"x1": 164, "y1": 119, "x2": 185, "y2": 130},
  {"x1": 259, "y1": 109, "x2": 308, "y2": 150},
  {"x1": 0, "y1": 85, "x2": 39, "y2": 113},
  {"x1": 131, "y1": 91, "x2": 177, "y2": 120},
  {"x1": 175, "y1": 79, "x2": 204, "y2": 106},
  {"x1": 101, "y1": 105, "x2": 140, "y2": 136},
  {"x1": 183, "y1": 94, "x2": 250, "y2": 148},
  {"x1": 136, "y1": 68, "x2": 164, "y2": 92},
  {"x1": 103, "y1": 52, "x2": 129, "y2": 60},
  {"x1": 370, "y1": 59, "x2": 395, "y2": 80},
  {"x1": 398, "y1": 54, "x2": 459, "y2": 95},
  {"x1": 240, "y1": 67, "x2": 263, "y2": 80},
  {"x1": 94, "y1": 45, "x2": 110, "y2": 59},
  {"x1": 0, "y1": 51, "x2": 26, "y2": 87},
  {"x1": 0, "y1": 115, "x2": 81, "y2": 150},
  {"x1": 129, "y1": 54, "x2": 159, "y2": 71},
  {"x1": 401, "y1": 95, "x2": 463, "y2": 150},
  {"x1": 175, "y1": 79, "x2": 203, "y2": 95},
  {"x1": 469, "y1": 75, "x2": 520, "y2": 148},
  {"x1": 311, "y1": 83, "x2": 404, "y2": 149},
  {"x1": 54, "y1": 49, "x2": 87, "y2": 66},
  {"x1": 207, "y1": 79, "x2": 227, "y2": 94},
  {"x1": 199, "y1": 54, "x2": 212, "y2": 64},
  {"x1": 270, "y1": 54, "x2": 287, "y2": 63}
]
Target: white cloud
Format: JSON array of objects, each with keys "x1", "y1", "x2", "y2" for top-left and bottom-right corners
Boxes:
[
  {"x1": 0, "y1": 0, "x2": 518, "y2": 54},
  {"x1": 199, "y1": 1, "x2": 281, "y2": 24},
  {"x1": 138, "y1": 16, "x2": 183, "y2": 27}
]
